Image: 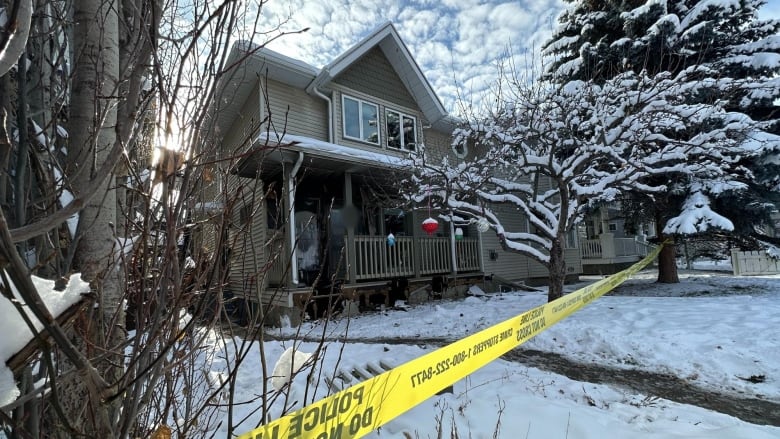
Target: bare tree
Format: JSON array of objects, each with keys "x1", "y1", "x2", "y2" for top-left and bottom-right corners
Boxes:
[{"x1": 0, "y1": 0, "x2": 328, "y2": 437}]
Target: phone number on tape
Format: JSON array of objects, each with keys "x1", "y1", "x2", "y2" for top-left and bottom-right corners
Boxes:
[{"x1": 410, "y1": 327, "x2": 514, "y2": 388}]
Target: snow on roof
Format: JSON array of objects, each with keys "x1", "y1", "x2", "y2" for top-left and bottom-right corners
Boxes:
[
  {"x1": 0, "y1": 274, "x2": 89, "y2": 406},
  {"x1": 256, "y1": 132, "x2": 410, "y2": 168}
]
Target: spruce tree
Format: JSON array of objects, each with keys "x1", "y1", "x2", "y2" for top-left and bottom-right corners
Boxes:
[{"x1": 544, "y1": 0, "x2": 780, "y2": 281}]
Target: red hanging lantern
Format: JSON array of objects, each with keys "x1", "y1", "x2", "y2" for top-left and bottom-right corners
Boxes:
[{"x1": 421, "y1": 217, "x2": 439, "y2": 235}]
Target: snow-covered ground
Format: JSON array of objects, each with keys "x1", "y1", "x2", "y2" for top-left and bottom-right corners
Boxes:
[{"x1": 207, "y1": 267, "x2": 780, "y2": 439}]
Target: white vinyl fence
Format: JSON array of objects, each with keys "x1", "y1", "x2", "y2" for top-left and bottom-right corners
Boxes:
[{"x1": 731, "y1": 250, "x2": 780, "y2": 275}]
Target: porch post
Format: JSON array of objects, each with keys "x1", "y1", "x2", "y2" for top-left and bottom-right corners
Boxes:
[
  {"x1": 449, "y1": 212, "x2": 458, "y2": 275},
  {"x1": 344, "y1": 172, "x2": 357, "y2": 284},
  {"x1": 412, "y1": 209, "x2": 421, "y2": 279},
  {"x1": 285, "y1": 153, "x2": 304, "y2": 286}
]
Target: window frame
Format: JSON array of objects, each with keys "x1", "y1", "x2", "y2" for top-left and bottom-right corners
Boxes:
[
  {"x1": 342, "y1": 94, "x2": 380, "y2": 145},
  {"x1": 385, "y1": 108, "x2": 418, "y2": 151}
]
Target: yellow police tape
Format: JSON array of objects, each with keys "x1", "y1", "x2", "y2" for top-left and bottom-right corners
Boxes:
[{"x1": 238, "y1": 243, "x2": 665, "y2": 439}]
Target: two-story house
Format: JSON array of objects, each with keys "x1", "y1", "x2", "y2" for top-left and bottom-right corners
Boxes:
[{"x1": 198, "y1": 22, "x2": 583, "y2": 324}]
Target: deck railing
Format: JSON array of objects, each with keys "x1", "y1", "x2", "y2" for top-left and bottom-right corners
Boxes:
[
  {"x1": 354, "y1": 236, "x2": 415, "y2": 280},
  {"x1": 353, "y1": 236, "x2": 480, "y2": 281},
  {"x1": 614, "y1": 238, "x2": 638, "y2": 256},
  {"x1": 580, "y1": 238, "x2": 603, "y2": 259},
  {"x1": 636, "y1": 240, "x2": 657, "y2": 257},
  {"x1": 456, "y1": 239, "x2": 481, "y2": 272}
]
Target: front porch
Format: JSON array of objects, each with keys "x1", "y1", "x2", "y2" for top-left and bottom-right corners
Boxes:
[
  {"x1": 580, "y1": 233, "x2": 657, "y2": 274},
  {"x1": 263, "y1": 233, "x2": 482, "y2": 308},
  {"x1": 231, "y1": 138, "x2": 484, "y2": 320}
]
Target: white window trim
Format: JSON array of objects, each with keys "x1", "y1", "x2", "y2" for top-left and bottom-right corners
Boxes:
[
  {"x1": 385, "y1": 108, "x2": 417, "y2": 151},
  {"x1": 342, "y1": 94, "x2": 380, "y2": 145}
]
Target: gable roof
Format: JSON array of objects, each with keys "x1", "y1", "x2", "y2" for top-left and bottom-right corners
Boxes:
[
  {"x1": 309, "y1": 22, "x2": 448, "y2": 127},
  {"x1": 209, "y1": 22, "x2": 451, "y2": 139}
]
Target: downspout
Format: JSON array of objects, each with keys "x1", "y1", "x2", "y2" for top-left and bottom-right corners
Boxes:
[
  {"x1": 289, "y1": 151, "x2": 304, "y2": 286},
  {"x1": 306, "y1": 70, "x2": 334, "y2": 143}
]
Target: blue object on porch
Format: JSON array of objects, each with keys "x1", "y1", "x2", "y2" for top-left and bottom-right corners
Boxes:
[{"x1": 387, "y1": 233, "x2": 396, "y2": 246}]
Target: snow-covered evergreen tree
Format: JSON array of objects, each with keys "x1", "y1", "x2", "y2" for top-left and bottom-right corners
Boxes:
[{"x1": 543, "y1": 0, "x2": 780, "y2": 280}]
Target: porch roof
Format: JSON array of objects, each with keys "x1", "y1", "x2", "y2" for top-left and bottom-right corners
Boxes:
[{"x1": 234, "y1": 132, "x2": 412, "y2": 178}]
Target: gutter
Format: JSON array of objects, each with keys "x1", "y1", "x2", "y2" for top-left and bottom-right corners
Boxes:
[{"x1": 288, "y1": 151, "x2": 304, "y2": 286}]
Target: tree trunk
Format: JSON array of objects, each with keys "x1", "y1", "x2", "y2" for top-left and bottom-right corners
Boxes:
[
  {"x1": 54, "y1": 0, "x2": 123, "y2": 436},
  {"x1": 655, "y1": 219, "x2": 679, "y2": 283},
  {"x1": 547, "y1": 237, "x2": 566, "y2": 302}
]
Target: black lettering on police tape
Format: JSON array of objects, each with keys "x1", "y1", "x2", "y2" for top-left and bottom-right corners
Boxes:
[
  {"x1": 519, "y1": 306, "x2": 545, "y2": 325},
  {"x1": 252, "y1": 424, "x2": 279, "y2": 439},
  {"x1": 287, "y1": 386, "x2": 366, "y2": 438}
]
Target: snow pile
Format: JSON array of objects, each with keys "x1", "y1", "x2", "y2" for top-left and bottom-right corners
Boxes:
[
  {"x1": 270, "y1": 347, "x2": 313, "y2": 391},
  {"x1": 0, "y1": 274, "x2": 89, "y2": 406}
]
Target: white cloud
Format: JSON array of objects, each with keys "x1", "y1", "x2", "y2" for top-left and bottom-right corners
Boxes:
[
  {"x1": 246, "y1": 0, "x2": 565, "y2": 113},
  {"x1": 246, "y1": 0, "x2": 777, "y2": 115}
]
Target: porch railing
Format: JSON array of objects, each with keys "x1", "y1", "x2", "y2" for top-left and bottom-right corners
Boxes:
[
  {"x1": 419, "y1": 237, "x2": 450, "y2": 275},
  {"x1": 353, "y1": 236, "x2": 480, "y2": 281},
  {"x1": 456, "y1": 239, "x2": 481, "y2": 272},
  {"x1": 636, "y1": 240, "x2": 657, "y2": 257},
  {"x1": 580, "y1": 238, "x2": 602, "y2": 259},
  {"x1": 355, "y1": 236, "x2": 415, "y2": 280},
  {"x1": 615, "y1": 238, "x2": 638, "y2": 256}
]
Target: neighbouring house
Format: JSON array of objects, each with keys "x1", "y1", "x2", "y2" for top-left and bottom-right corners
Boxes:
[
  {"x1": 197, "y1": 22, "x2": 583, "y2": 324},
  {"x1": 579, "y1": 204, "x2": 657, "y2": 274}
]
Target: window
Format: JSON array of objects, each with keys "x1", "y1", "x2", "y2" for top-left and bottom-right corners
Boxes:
[
  {"x1": 386, "y1": 109, "x2": 417, "y2": 151},
  {"x1": 608, "y1": 223, "x2": 617, "y2": 232},
  {"x1": 343, "y1": 95, "x2": 379, "y2": 144}
]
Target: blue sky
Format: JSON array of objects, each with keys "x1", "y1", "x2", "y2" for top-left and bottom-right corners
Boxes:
[{"x1": 251, "y1": 0, "x2": 779, "y2": 114}]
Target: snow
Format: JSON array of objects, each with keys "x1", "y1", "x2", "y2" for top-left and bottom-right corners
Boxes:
[
  {"x1": 0, "y1": 274, "x2": 89, "y2": 406},
  {"x1": 255, "y1": 132, "x2": 408, "y2": 167},
  {"x1": 271, "y1": 347, "x2": 314, "y2": 391},
  {"x1": 663, "y1": 191, "x2": 734, "y2": 234},
  {"x1": 203, "y1": 270, "x2": 780, "y2": 438}
]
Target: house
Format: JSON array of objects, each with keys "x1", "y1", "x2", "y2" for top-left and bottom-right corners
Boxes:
[
  {"x1": 579, "y1": 204, "x2": 657, "y2": 274},
  {"x1": 197, "y1": 22, "x2": 583, "y2": 324}
]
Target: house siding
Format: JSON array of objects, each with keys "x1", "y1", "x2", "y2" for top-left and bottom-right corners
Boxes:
[
  {"x1": 421, "y1": 129, "x2": 453, "y2": 163},
  {"x1": 195, "y1": 81, "x2": 263, "y2": 261},
  {"x1": 481, "y1": 206, "x2": 531, "y2": 280},
  {"x1": 263, "y1": 78, "x2": 328, "y2": 141},
  {"x1": 333, "y1": 47, "x2": 417, "y2": 109}
]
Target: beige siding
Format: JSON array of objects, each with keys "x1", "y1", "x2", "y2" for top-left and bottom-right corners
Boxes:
[
  {"x1": 481, "y1": 207, "x2": 531, "y2": 280},
  {"x1": 263, "y1": 78, "x2": 328, "y2": 141},
  {"x1": 225, "y1": 178, "x2": 267, "y2": 300},
  {"x1": 565, "y1": 248, "x2": 582, "y2": 275},
  {"x1": 221, "y1": 81, "x2": 263, "y2": 154},
  {"x1": 422, "y1": 129, "x2": 453, "y2": 163},
  {"x1": 333, "y1": 47, "x2": 416, "y2": 109}
]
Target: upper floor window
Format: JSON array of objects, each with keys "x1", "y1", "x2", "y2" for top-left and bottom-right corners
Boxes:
[
  {"x1": 386, "y1": 109, "x2": 417, "y2": 151},
  {"x1": 343, "y1": 95, "x2": 379, "y2": 144}
]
